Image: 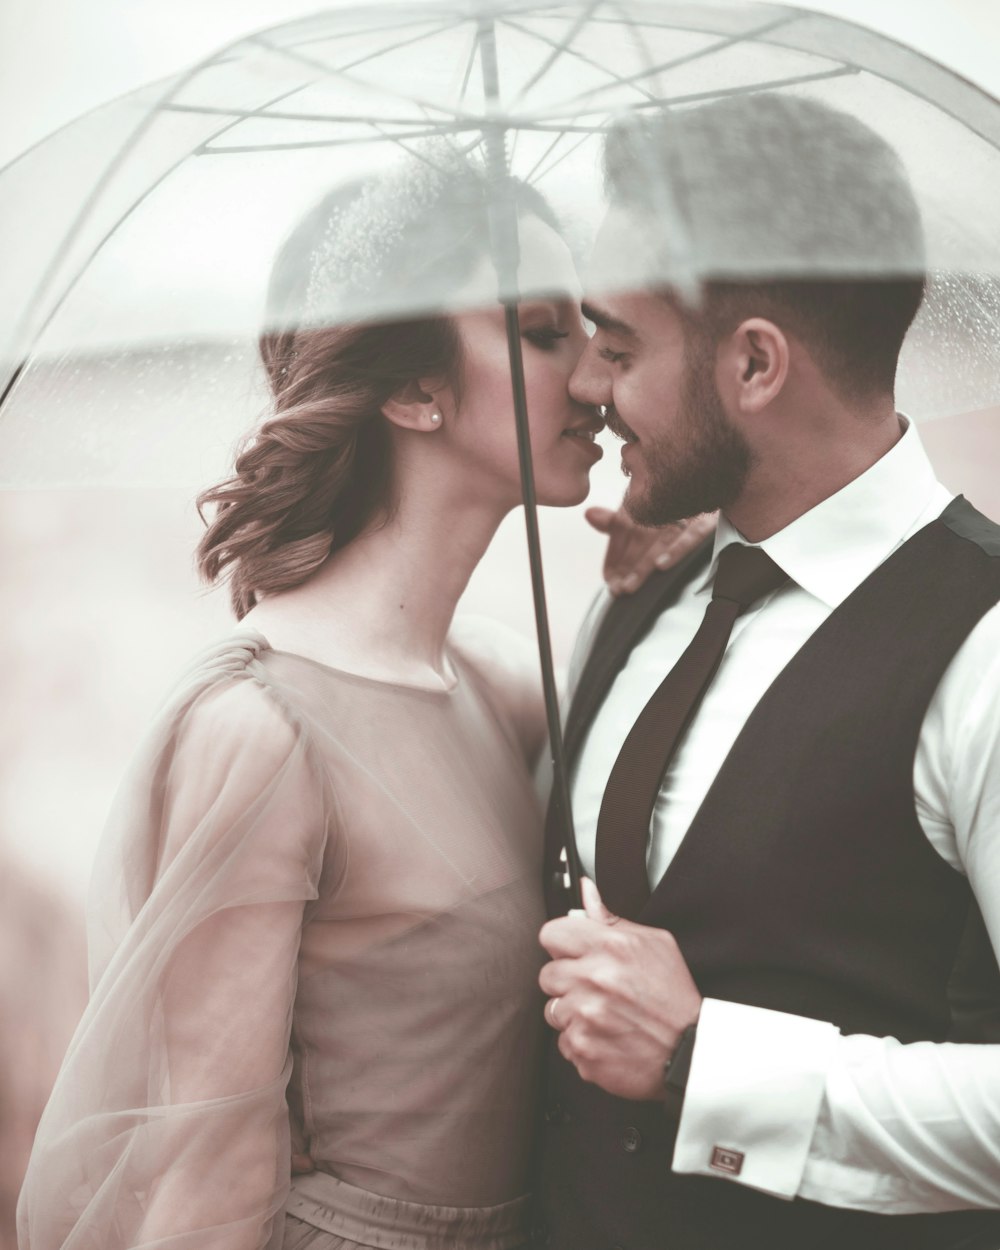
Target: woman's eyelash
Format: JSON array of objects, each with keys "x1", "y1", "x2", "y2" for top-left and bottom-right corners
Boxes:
[
  {"x1": 525, "y1": 327, "x2": 570, "y2": 349},
  {"x1": 598, "y1": 347, "x2": 627, "y2": 364}
]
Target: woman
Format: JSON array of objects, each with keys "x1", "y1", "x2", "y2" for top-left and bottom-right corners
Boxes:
[{"x1": 18, "y1": 146, "x2": 705, "y2": 1250}]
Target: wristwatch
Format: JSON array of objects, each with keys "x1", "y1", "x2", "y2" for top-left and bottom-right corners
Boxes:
[{"x1": 662, "y1": 1023, "x2": 697, "y2": 1119}]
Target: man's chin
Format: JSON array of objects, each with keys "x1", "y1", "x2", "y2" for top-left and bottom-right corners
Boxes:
[
  {"x1": 622, "y1": 483, "x2": 687, "y2": 530},
  {"x1": 624, "y1": 472, "x2": 720, "y2": 529}
]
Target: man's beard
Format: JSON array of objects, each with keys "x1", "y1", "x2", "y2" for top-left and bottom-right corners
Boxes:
[{"x1": 624, "y1": 346, "x2": 753, "y2": 527}]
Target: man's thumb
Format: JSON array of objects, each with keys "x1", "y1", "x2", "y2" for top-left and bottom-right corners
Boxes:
[{"x1": 581, "y1": 876, "x2": 617, "y2": 923}]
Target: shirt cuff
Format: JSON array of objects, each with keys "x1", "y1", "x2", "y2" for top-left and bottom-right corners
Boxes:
[{"x1": 671, "y1": 998, "x2": 840, "y2": 1199}]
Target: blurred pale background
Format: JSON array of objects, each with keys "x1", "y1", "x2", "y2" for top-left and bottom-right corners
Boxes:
[{"x1": 0, "y1": 1, "x2": 998, "y2": 1245}]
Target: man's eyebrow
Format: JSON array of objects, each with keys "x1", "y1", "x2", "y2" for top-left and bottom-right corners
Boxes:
[{"x1": 581, "y1": 300, "x2": 638, "y2": 340}]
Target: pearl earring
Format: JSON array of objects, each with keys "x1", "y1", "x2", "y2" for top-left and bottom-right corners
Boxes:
[{"x1": 430, "y1": 412, "x2": 442, "y2": 425}]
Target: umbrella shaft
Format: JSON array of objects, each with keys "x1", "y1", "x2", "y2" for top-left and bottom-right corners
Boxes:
[
  {"x1": 477, "y1": 15, "x2": 581, "y2": 905},
  {"x1": 502, "y1": 300, "x2": 582, "y2": 905}
]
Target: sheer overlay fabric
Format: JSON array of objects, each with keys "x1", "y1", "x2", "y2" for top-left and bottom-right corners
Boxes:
[{"x1": 18, "y1": 632, "x2": 546, "y2": 1249}]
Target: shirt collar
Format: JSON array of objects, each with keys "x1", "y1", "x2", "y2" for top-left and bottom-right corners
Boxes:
[{"x1": 699, "y1": 418, "x2": 945, "y2": 609}]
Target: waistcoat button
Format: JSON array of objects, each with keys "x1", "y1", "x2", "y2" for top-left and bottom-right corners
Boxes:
[
  {"x1": 621, "y1": 1126, "x2": 643, "y2": 1153},
  {"x1": 544, "y1": 1102, "x2": 564, "y2": 1124}
]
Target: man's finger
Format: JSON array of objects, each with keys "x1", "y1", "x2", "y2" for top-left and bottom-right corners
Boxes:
[
  {"x1": 604, "y1": 530, "x2": 636, "y2": 591},
  {"x1": 539, "y1": 956, "x2": 580, "y2": 997},
  {"x1": 654, "y1": 513, "x2": 717, "y2": 567},
  {"x1": 591, "y1": 505, "x2": 645, "y2": 591},
  {"x1": 539, "y1": 913, "x2": 611, "y2": 959},
  {"x1": 584, "y1": 506, "x2": 616, "y2": 535},
  {"x1": 606, "y1": 530, "x2": 649, "y2": 593},
  {"x1": 603, "y1": 510, "x2": 719, "y2": 595}
]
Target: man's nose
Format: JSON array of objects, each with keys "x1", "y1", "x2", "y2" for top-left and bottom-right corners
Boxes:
[{"x1": 568, "y1": 344, "x2": 610, "y2": 409}]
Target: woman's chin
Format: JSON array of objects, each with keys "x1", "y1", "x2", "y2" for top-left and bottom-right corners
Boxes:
[{"x1": 535, "y1": 473, "x2": 594, "y2": 509}]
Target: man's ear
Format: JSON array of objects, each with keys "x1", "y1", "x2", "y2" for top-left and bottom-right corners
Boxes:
[
  {"x1": 381, "y1": 378, "x2": 449, "y2": 432},
  {"x1": 721, "y1": 318, "x2": 789, "y2": 415}
]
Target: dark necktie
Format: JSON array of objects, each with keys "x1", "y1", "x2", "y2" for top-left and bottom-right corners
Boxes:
[{"x1": 594, "y1": 543, "x2": 789, "y2": 919}]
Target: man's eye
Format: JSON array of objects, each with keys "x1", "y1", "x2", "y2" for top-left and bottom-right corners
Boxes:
[
  {"x1": 598, "y1": 347, "x2": 628, "y2": 365},
  {"x1": 524, "y1": 327, "x2": 570, "y2": 350}
]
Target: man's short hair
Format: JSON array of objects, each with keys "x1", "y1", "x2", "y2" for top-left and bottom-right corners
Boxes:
[{"x1": 604, "y1": 93, "x2": 926, "y2": 399}]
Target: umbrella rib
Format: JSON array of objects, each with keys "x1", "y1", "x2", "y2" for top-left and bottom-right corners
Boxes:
[
  {"x1": 165, "y1": 101, "x2": 454, "y2": 128},
  {"x1": 203, "y1": 127, "x2": 472, "y2": 154},
  {"x1": 555, "y1": 3, "x2": 1000, "y2": 149},
  {"x1": 458, "y1": 26, "x2": 481, "y2": 105},
  {"x1": 581, "y1": 8, "x2": 793, "y2": 33},
  {"x1": 328, "y1": 19, "x2": 460, "y2": 74},
  {"x1": 251, "y1": 24, "x2": 452, "y2": 84},
  {"x1": 271, "y1": 12, "x2": 452, "y2": 53},
  {"x1": 623, "y1": 63, "x2": 860, "y2": 114},
  {"x1": 197, "y1": 119, "x2": 655, "y2": 156},
  {"x1": 2, "y1": 79, "x2": 316, "y2": 399},
  {"x1": 202, "y1": 97, "x2": 890, "y2": 156},
  {"x1": 530, "y1": 127, "x2": 595, "y2": 183},
  {"x1": 500, "y1": 9, "x2": 657, "y2": 105},
  {"x1": 603, "y1": 0, "x2": 677, "y2": 106},
  {"x1": 246, "y1": 32, "x2": 468, "y2": 124},
  {"x1": 523, "y1": 130, "x2": 571, "y2": 183},
  {"x1": 201, "y1": 123, "x2": 476, "y2": 155},
  {"x1": 561, "y1": 11, "x2": 803, "y2": 106},
  {"x1": 506, "y1": 0, "x2": 607, "y2": 108},
  {"x1": 365, "y1": 119, "x2": 468, "y2": 173}
]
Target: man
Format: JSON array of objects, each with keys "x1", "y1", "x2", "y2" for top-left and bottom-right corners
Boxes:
[{"x1": 535, "y1": 93, "x2": 1000, "y2": 1250}]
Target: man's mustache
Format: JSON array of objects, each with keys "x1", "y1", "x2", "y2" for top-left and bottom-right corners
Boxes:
[{"x1": 599, "y1": 404, "x2": 638, "y2": 443}]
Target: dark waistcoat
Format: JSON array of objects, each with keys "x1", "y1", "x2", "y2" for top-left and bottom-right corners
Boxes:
[{"x1": 535, "y1": 496, "x2": 1000, "y2": 1250}]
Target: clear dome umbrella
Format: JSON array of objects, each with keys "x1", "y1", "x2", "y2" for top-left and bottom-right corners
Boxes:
[{"x1": 2, "y1": 0, "x2": 999, "y2": 902}]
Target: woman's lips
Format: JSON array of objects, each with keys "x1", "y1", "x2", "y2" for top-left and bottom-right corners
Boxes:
[{"x1": 561, "y1": 427, "x2": 604, "y2": 461}]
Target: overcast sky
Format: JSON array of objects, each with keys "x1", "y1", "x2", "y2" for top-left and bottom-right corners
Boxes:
[{"x1": 0, "y1": 0, "x2": 998, "y2": 169}]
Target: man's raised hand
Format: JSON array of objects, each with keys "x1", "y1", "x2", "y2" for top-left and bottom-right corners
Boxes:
[{"x1": 590, "y1": 508, "x2": 716, "y2": 596}]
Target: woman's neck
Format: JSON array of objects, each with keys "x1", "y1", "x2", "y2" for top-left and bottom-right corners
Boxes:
[{"x1": 244, "y1": 483, "x2": 508, "y2": 686}]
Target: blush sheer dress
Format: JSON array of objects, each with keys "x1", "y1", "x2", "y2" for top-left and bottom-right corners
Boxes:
[{"x1": 17, "y1": 631, "x2": 546, "y2": 1250}]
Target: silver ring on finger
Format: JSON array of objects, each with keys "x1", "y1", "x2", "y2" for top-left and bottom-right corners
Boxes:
[{"x1": 547, "y1": 997, "x2": 564, "y2": 1029}]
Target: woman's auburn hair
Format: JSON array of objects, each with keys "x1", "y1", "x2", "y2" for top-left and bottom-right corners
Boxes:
[
  {"x1": 196, "y1": 160, "x2": 558, "y2": 619},
  {"x1": 196, "y1": 314, "x2": 460, "y2": 619}
]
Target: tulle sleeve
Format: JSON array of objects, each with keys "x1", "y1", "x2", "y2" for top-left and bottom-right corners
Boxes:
[{"x1": 17, "y1": 636, "x2": 332, "y2": 1250}]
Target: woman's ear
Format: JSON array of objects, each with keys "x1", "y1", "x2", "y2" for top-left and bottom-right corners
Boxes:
[
  {"x1": 381, "y1": 378, "x2": 448, "y2": 432},
  {"x1": 723, "y1": 318, "x2": 789, "y2": 415}
]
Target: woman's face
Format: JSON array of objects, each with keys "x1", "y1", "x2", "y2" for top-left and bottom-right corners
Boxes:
[{"x1": 437, "y1": 215, "x2": 602, "y2": 510}]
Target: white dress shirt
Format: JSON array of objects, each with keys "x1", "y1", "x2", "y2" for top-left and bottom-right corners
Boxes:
[{"x1": 567, "y1": 420, "x2": 1000, "y2": 1212}]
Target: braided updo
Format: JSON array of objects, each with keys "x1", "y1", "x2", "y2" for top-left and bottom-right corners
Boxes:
[{"x1": 197, "y1": 147, "x2": 558, "y2": 618}]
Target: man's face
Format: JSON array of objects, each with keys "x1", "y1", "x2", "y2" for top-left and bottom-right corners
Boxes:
[{"x1": 570, "y1": 208, "x2": 752, "y2": 525}]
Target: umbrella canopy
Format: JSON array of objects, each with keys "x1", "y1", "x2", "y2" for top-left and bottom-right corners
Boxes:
[{"x1": 2, "y1": 0, "x2": 999, "y2": 487}]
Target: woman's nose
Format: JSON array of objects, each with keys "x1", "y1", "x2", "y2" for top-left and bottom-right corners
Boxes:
[{"x1": 568, "y1": 347, "x2": 609, "y2": 409}]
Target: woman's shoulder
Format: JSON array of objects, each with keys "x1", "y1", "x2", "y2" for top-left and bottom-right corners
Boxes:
[
  {"x1": 179, "y1": 628, "x2": 271, "y2": 685},
  {"x1": 449, "y1": 615, "x2": 545, "y2": 762},
  {"x1": 88, "y1": 630, "x2": 331, "y2": 985},
  {"x1": 156, "y1": 629, "x2": 306, "y2": 763}
]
